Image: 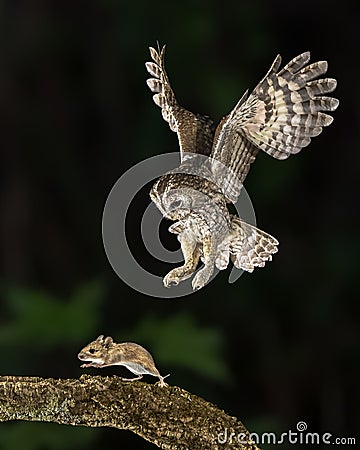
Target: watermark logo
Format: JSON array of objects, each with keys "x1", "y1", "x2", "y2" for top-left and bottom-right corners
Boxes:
[
  {"x1": 102, "y1": 152, "x2": 257, "y2": 298},
  {"x1": 217, "y1": 421, "x2": 356, "y2": 446}
]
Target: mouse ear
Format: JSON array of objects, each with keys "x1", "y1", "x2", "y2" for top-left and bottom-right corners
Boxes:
[
  {"x1": 96, "y1": 335, "x2": 104, "y2": 342},
  {"x1": 104, "y1": 336, "x2": 114, "y2": 347}
]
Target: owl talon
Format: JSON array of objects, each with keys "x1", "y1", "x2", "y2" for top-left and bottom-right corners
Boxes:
[
  {"x1": 191, "y1": 269, "x2": 212, "y2": 291},
  {"x1": 164, "y1": 266, "x2": 196, "y2": 287},
  {"x1": 164, "y1": 278, "x2": 179, "y2": 287},
  {"x1": 163, "y1": 273, "x2": 180, "y2": 287},
  {"x1": 168, "y1": 221, "x2": 185, "y2": 235}
]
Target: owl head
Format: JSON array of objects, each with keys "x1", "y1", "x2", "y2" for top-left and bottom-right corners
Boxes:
[
  {"x1": 163, "y1": 190, "x2": 193, "y2": 220},
  {"x1": 150, "y1": 178, "x2": 193, "y2": 221}
]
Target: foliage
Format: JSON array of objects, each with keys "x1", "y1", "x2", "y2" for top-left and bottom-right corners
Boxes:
[
  {"x1": 0, "y1": 423, "x2": 97, "y2": 450},
  {"x1": 125, "y1": 312, "x2": 231, "y2": 382},
  {"x1": 0, "y1": 281, "x2": 105, "y2": 347}
]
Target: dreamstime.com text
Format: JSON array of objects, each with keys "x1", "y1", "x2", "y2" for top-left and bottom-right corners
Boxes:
[{"x1": 217, "y1": 422, "x2": 356, "y2": 446}]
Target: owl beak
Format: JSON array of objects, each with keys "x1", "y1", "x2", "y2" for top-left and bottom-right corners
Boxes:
[
  {"x1": 168, "y1": 209, "x2": 190, "y2": 221},
  {"x1": 166, "y1": 211, "x2": 177, "y2": 220}
]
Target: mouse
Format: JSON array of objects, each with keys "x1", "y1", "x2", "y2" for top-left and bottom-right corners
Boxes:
[{"x1": 78, "y1": 335, "x2": 169, "y2": 386}]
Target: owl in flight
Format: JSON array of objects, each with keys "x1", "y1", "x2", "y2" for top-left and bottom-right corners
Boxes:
[{"x1": 145, "y1": 44, "x2": 338, "y2": 290}]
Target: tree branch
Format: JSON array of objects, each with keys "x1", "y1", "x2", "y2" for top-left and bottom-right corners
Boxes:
[{"x1": 0, "y1": 375, "x2": 260, "y2": 450}]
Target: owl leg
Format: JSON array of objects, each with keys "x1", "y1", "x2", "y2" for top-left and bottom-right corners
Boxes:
[
  {"x1": 163, "y1": 233, "x2": 200, "y2": 287},
  {"x1": 192, "y1": 235, "x2": 216, "y2": 290},
  {"x1": 168, "y1": 221, "x2": 185, "y2": 235}
]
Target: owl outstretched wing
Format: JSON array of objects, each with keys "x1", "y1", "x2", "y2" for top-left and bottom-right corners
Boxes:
[
  {"x1": 145, "y1": 44, "x2": 214, "y2": 159},
  {"x1": 211, "y1": 52, "x2": 339, "y2": 202}
]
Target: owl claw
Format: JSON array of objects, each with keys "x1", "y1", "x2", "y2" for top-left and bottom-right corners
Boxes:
[
  {"x1": 191, "y1": 277, "x2": 205, "y2": 291},
  {"x1": 163, "y1": 267, "x2": 195, "y2": 287},
  {"x1": 164, "y1": 278, "x2": 179, "y2": 287},
  {"x1": 163, "y1": 272, "x2": 180, "y2": 287},
  {"x1": 191, "y1": 269, "x2": 212, "y2": 291},
  {"x1": 192, "y1": 280, "x2": 202, "y2": 291}
]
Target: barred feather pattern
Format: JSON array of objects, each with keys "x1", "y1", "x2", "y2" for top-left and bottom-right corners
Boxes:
[
  {"x1": 145, "y1": 45, "x2": 178, "y2": 131},
  {"x1": 170, "y1": 216, "x2": 278, "y2": 274},
  {"x1": 146, "y1": 45, "x2": 214, "y2": 158},
  {"x1": 145, "y1": 45, "x2": 338, "y2": 290},
  {"x1": 214, "y1": 216, "x2": 279, "y2": 272},
  {"x1": 211, "y1": 51, "x2": 339, "y2": 200}
]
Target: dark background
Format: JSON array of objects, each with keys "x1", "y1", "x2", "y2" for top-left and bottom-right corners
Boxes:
[{"x1": 0, "y1": 1, "x2": 358, "y2": 449}]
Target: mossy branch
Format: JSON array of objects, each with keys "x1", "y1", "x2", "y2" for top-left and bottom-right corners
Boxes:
[{"x1": 0, "y1": 375, "x2": 260, "y2": 450}]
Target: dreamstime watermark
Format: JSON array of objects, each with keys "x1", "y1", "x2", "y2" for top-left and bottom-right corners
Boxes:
[
  {"x1": 217, "y1": 421, "x2": 356, "y2": 446},
  {"x1": 102, "y1": 152, "x2": 257, "y2": 298}
]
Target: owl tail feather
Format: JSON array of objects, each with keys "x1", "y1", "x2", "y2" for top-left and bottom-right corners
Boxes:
[{"x1": 215, "y1": 215, "x2": 279, "y2": 272}]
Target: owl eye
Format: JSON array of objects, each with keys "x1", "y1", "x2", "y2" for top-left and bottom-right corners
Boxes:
[{"x1": 170, "y1": 200, "x2": 182, "y2": 209}]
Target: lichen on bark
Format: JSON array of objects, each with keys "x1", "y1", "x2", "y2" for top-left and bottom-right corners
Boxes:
[{"x1": 0, "y1": 375, "x2": 260, "y2": 450}]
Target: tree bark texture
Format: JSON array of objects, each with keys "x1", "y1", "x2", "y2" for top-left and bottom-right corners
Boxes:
[{"x1": 0, "y1": 375, "x2": 260, "y2": 450}]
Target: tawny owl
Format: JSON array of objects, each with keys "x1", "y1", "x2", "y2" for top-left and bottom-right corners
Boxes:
[{"x1": 145, "y1": 45, "x2": 338, "y2": 290}]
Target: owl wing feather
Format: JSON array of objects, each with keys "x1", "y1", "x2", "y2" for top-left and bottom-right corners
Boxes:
[
  {"x1": 211, "y1": 52, "x2": 338, "y2": 202},
  {"x1": 214, "y1": 215, "x2": 279, "y2": 272},
  {"x1": 228, "y1": 216, "x2": 279, "y2": 272},
  {"x1": 145, "y1": 44, "x2": 214, "y2": 159}
]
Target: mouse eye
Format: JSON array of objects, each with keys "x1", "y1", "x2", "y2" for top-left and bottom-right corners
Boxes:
[{"x1": 89, "y1": 348, "x2": 97, "y2": 354}]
